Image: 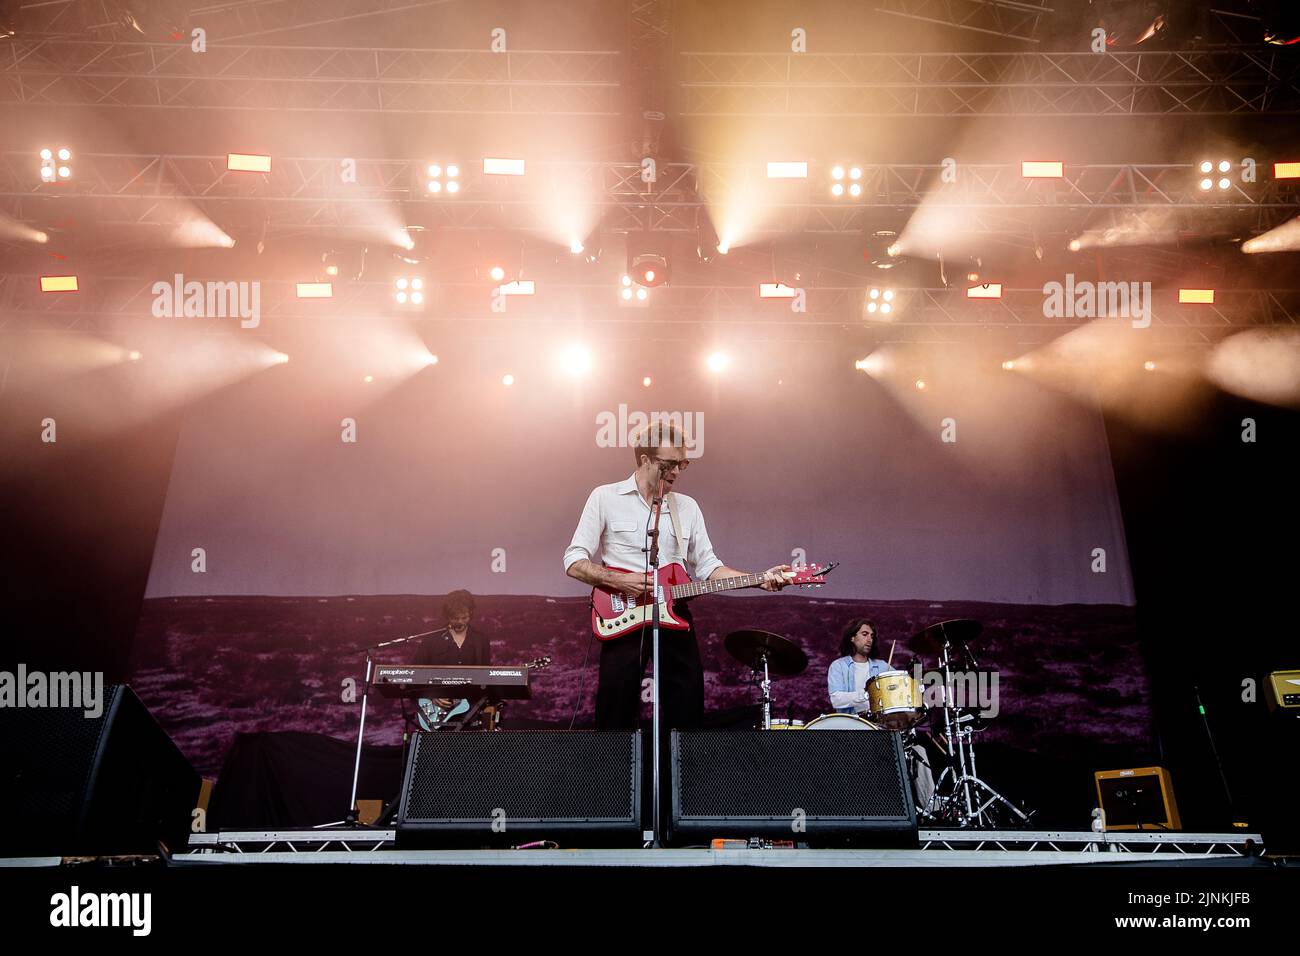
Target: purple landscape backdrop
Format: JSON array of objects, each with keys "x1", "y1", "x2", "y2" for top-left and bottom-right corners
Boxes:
[{"x1": 131, "y1": 592, "x2": 1149, "y2": 777}]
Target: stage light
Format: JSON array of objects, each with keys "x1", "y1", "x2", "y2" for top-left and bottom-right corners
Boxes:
[
  {"x1": 1068, "y1": 239, "x2": 1082, "y2": 252},
  {"x1": 426, "y1": 162, "x2": 459, "y2": 195},
  {"x1": 40, "y1": 146, "x2": 71, "y2": 182},
  {"x1": 880, "y1": 302, "x2": 892, "y2": 314},
  {"x1": 272, "y1": 352, "x2": 290, "y2": 364},
  {"x1": 1199, "y1": 178, "x2": 1213, "y2": 191},
  {"x1": 502, "y1": 373, "x2": 514, "y2": 386},
  {"x1": 643, "y1": 376, "x2": 652, "y2": 387},
  {"x1": 395, "y1": 276, "x2": 425, "y2": 307},
  {"x1": 1179, "y1": 288, "x2": 1215, "y2": 304},
  {"x1": 854, "y1": 353, "x2": 886, "y2": 376},
  {"x1": 1144, "y1": 360, "x2": 1157, "y2": 371},
  {"x1": 760, "y1": 283, "x2": 797, "y2": 298},
  {"x1": 578, "y1": 227, "x2": 602, "y2": 263},
  {"x1": 1022, "y1": 161, "x2": 1064, "y2": 179},
  {"x1": 1200, "y1": 161, "x2": 1212, "y2": 174},
  {"x1": 1218, "y1": 178, "x2": 1230, "y2": 190},
  {"x1": 831, "y1": 164, "x2": 865, "y2": 200},
  {"x1": 489, "y1": 265, "x2": 506, "y2": 282},
  {"x1": 883, "y1": 289, "x2": 894, "y2": 301},
  {"x1": 426, "y1": 353, "x2": 439, "y2": 366},
  {"x1": 559, "y1": 345, "x2": 592, "y2": 377},
  {"x1": 717, "y1": 233, "x2": 731, "y2": 255},
  {"x1": 1002, "y1": 360, "x2": 1015, "y2": 371},
  {"x1": 364, "y1": 375, "x2": 374, "y2": 383},
  {"x1": 570, "y1": 239, "x2": 585, "y2": 254},
  {"x1": 618, "y1": 276, "x2": 649, "y2": 308},
  {"x1": 915, "y1": 380, "x2": 926, "y2": 390},
  {"x1": 629, "y1": 252, "x2": 670, "y2": 288},
  {"x1": 706, "y1": 351, "x2": 730, "y2": 373},
  {"x1": 128, "y1": 350, "x2": 142, "y2": 361},
  {"x1": 296, "y1": 282, "x2": 333, "y2": 298},
  {"x1": 866, "y1": 230, "x2": 904, "y2": 269},
  {"x1": 1276, "y1": 162, "x2": 1300, "y2": 179},
  {"x1": 483, "y1": 158, "x2": 525, "y2": 176},
  {"x1": 228, "y1": 153, "x2": 272, "y2": 173},
  {"x1": 767, "y1": 162, "x2": 807, "y2": 179},
  {"x1": 1218, "y1": 160, "x2": 1231, "y2": 173},
  {"x1": 498, "y1": 280, "x2": 535, "y2": 296},
  {"x1": 40, "y1": 275, "x2": 78, "y2": 292}
]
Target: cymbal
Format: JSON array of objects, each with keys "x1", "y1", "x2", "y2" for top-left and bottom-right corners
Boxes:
[
  {"x1": 724, "y1": 629, "x2": 809, "y2": 677},
  {"x1": 907, "y1": 619, "x2": 983, "y2": 655}
]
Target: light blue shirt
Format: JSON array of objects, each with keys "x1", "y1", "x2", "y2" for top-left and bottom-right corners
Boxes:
[{"x1": 827, "y1": 655, "x2": 892, "y2": 714}]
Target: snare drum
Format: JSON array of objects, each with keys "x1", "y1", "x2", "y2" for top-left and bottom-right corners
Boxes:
[
  {"x1": 804, "y1": 713, "x2": 880, "y2": 730},
  {"x1": 767, "y1": 718, "x2": 806, "y2": 730},
  {"x1": 865, "y1": 670, "x2": 926, "y2": 730}
]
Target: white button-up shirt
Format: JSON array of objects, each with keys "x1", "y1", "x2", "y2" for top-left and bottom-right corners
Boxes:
[{"x1": 563, "y1": 474, "x2": 724, "y2": 581}]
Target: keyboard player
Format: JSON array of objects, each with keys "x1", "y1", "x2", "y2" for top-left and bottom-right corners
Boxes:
[{"x1": 415, "y1": 589, "x2": 492, "y2": 712}]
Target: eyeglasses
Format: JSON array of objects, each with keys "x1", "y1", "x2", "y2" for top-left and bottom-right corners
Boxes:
[{"x1": 653, "y1": 456, "x2": 691, "y2": 471}]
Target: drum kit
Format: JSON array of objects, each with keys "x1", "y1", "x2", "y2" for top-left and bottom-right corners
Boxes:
[{"x1": 725, "y1": 620, "x2": 1034, "y2": 829}]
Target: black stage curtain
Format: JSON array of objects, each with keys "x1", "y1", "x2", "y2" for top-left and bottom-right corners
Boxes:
[{"x1": 208, "y1": 732, "x2": 405, "y2": 830}]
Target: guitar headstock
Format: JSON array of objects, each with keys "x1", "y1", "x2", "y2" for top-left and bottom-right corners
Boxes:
[
  {"x1": 785, "y1": 561, "x2": 838, "y2": 588},
  {"x1": 527, "y1": 656, "x2": 553, "y2": 669}
]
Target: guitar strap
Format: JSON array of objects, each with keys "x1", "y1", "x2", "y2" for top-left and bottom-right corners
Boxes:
[{"x1": 665, "y1": 491, "x2": 688, "y2": 564}]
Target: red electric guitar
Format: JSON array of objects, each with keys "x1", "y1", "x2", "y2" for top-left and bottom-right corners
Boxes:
[{"x1": 590, "y1": 561, "x2": 838, "y2": 641}]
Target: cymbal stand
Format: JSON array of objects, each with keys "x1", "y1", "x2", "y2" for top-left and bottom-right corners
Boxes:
[{"x1": 926, "y1": 637, "x2": 1032, "y2": 828}]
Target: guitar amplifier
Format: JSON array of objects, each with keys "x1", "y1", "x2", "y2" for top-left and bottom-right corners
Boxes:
[
  {"x1": 669, "y1": 729, "x2": 917, "y2": 847},
  {"x1": 1094, "y1": 766, "x2": 1181, "y2": 831},
  {"x1": 1264, "y1": 670, "x2": 1300, "y2": 713},
  {"x1": 396, "y1": 730, "x2": 642, "y2": 847}
]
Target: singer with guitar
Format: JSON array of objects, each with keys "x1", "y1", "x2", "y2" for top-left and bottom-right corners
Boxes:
[{"x1": 563, "y1": 422, "x2": 793, "y2": 731}]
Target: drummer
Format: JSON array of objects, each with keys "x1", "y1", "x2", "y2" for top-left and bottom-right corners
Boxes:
[
  {"x1": 828, "y1": 619, "x2": 892, "y2": 714},
  {"x1": 827, "y1": 618, "x2": 936, "y2": 814}
]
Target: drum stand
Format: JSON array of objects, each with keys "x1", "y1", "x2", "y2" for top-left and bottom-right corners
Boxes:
[
  {"x1": 755, "y1": 652, "x2": 773, "y2": 730},
  {"x1": 925, "y1": 639, "x2": 1032, "y2": 829}
]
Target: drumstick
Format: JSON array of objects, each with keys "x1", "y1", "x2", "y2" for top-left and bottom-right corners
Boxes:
[{"x1": 887, "y1": 639, "x2": 896, "y2": 666}]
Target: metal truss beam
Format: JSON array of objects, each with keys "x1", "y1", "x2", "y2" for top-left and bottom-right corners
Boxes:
[
  {"x1": 678, "y1": 50, "x2": 1300, "y2": 116},
  {"x1": 0, "y1": 38, "x2": 622, "y2": 113},
  {"x1": 874, "y1": 0, "x2": 1054, "y2": 43},
  {"x1": 2, "y1": 154, "x2": 1295, "y2": 236},
  {"x1": 2, "y1": 274, "x2": 1293, "y2": 347}
]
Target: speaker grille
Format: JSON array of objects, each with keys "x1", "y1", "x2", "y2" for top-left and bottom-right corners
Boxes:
[
  {"x1": 671, "y1": 730, "x2": 915, "y2": 843},
  {"x1": 400, "y1": 731, "x2": 639, "y2": 825}
]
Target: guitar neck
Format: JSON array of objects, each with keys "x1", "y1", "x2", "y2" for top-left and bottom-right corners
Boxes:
[{"x1": 670, "y1": 572, "x2": 767, "y2": 600}]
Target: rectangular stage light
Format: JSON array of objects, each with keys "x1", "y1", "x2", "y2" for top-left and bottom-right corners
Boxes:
[
  {"x1": 1178, "y1": 288, "x2": 1215, "y2": 304},
  {"x1": 228, "y1": 153, "x2": 272, "y2": 173},
  {"x1": 766, "y1": 162, "x2": 808, "y2": 179},
  {"x1": 759, "y1": 282, "x2": 797, "y2": 298},
  {"x1": 967, "y1": 283, "x2": 1003, "y2": 298},
  {"x1": 483, "y1": 157, "x2": 525, "y2": 176},
  {"x1": 1022, "y1": 161, "x2": 1064, "y2": 179},
  {"x1": 498, "y1": 280, "x2": 535, "y2": 296},
  {"x1": 296, "y1": 282, "x2": 333, "y2": 298},
  {"x1": 1275, "y1": 162, "x2": 1300, "y2": 179},
  {"x1": 40, "y1": 275, "x2": 78, "y2": 292}
]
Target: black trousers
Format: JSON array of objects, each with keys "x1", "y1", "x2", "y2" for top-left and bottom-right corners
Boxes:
[{"x1": 594, "y1": 617, "x2": 704, "y2": 731}]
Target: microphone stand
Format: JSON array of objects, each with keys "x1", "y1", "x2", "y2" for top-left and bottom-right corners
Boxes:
[
  {"x1": 322, "y1": 627, "x2": 447, "y2": 829},
  {"x1": 646, "y1": 473, "x2": 667, "y2": 847}
]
